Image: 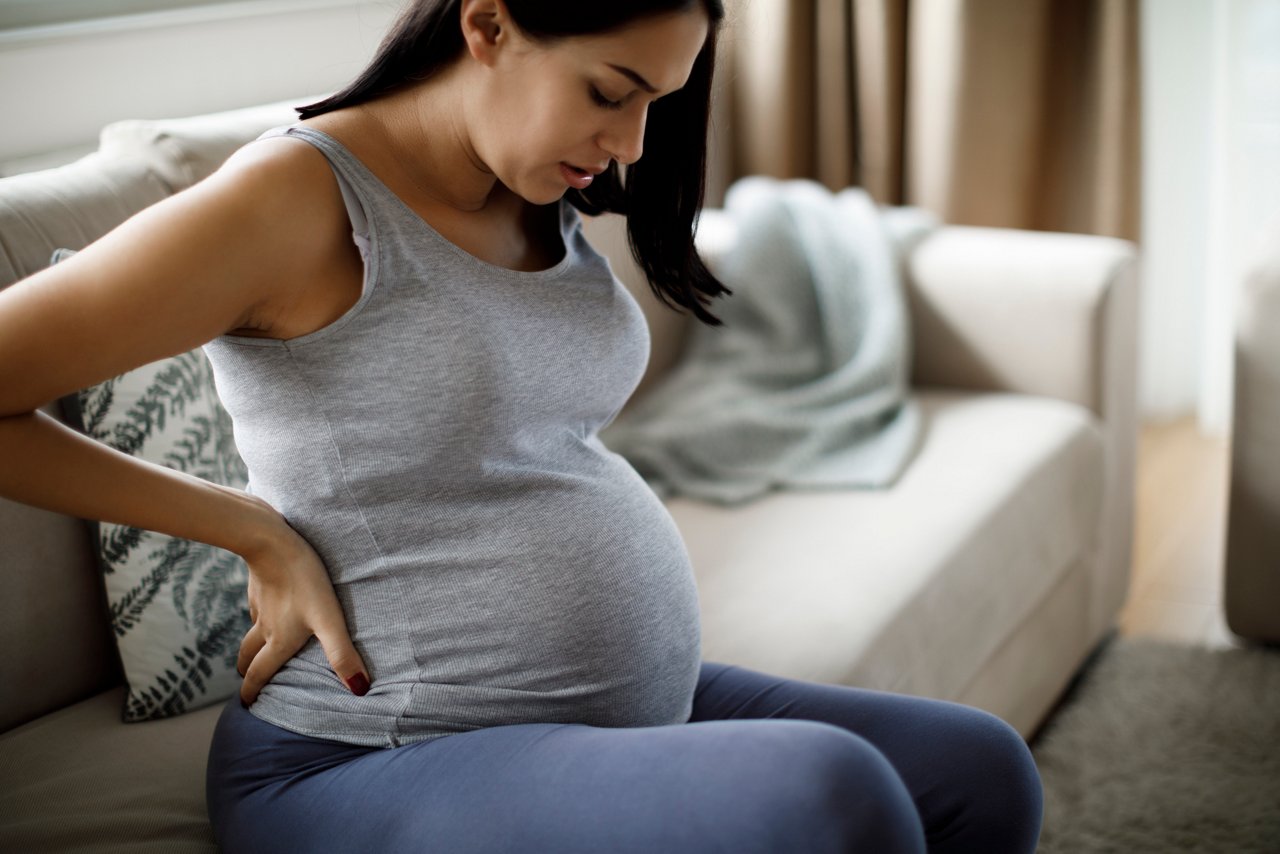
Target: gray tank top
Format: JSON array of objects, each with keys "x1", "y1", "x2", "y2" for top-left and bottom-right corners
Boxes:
[{"x1": 202, "y1": 125, "x2": 702, "y2": 748}]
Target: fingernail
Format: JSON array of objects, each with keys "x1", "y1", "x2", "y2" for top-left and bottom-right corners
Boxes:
[{"x1": 346, "y1": 673, "x2": 370, "y2": 697}]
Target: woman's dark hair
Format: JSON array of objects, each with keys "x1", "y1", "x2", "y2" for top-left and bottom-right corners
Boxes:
[{"x1": 297, "y1": 0, "x2": 731, "y2": 326}]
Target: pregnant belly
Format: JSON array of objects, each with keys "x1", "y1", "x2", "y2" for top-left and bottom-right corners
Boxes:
[{"x1": 348, "y1": 461, "x2": 704, "y2": 733}]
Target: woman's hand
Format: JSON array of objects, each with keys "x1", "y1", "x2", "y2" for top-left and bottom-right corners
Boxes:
[{"x1": 235, "y1": 502, "x2": 371, "y2": 706}]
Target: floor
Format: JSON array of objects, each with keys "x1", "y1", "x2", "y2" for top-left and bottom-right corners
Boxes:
[{"x1": 1116, "y1": 416, "x2": 1244, "y2": 649}]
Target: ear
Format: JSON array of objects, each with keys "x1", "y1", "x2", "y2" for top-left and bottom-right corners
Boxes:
[{"x1": 459, "y1": 0, "x2": 511, "y2": 67}]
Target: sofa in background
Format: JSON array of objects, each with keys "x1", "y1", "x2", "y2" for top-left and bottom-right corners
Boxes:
[
  {"x1": 1223, "y1": 216, "x2": 1280, "y2": 644},
  {"x1": 0, "y1": 97, "x2": 1139, "y2": 852}
]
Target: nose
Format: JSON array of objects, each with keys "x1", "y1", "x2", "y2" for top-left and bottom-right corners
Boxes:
[{"x1": 599, "y1": 104, "x2": 647, "y2": 167}]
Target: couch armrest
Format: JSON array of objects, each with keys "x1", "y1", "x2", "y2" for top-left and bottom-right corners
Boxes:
[
  {"x1": 696, "y1": 216, "x2": 1138, "y2": 421},
  {"x1": 907, "y1": 225, "x2": 1140, "y2": 640},
  {"x1": 906, "y1": 226, "x2": 1138, "y2": 418},
  {"x1": 696, "y1": 214, "x2": 1140, "y2": 641}
]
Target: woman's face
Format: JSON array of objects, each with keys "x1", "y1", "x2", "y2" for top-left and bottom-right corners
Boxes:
[{"x1": 471, "y1": 7, "x2": 711, "y2": 205}]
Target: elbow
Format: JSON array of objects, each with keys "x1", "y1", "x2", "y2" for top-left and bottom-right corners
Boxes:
[
  {"x1": 0, "y1": 400, "x2": 46, "y2": 420},
  {"x1": 0, "y1": 379, "x2": 62, "y2": 420}
]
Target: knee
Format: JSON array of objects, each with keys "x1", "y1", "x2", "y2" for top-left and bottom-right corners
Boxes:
[
  {"x1": 974, "y1": 712, "x2": 1043, "y2": 825},
  {"x1": 937, "y1": 709, "x2": 1044, "y2": 853},
  {"x1": 748, "y1": 721, "x2": 926, "y2": 854}
]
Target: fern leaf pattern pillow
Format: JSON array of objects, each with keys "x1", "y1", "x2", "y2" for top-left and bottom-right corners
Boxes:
[{"x1": 53, "y1": 248, "x2": 251, "y2": 721}]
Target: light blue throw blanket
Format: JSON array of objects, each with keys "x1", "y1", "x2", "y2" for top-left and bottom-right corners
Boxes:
[{"x1": 599, "y1": 177, "x2": 938, "y2": 505}]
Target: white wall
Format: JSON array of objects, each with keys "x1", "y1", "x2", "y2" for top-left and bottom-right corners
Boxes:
[
  {"x1": 0, "y1": 0, "x2": 400, "y2": 173},
  {"x1": 1205, "y1": 0, "x2": 1280, "y2": 435},
  {"x1": 1139, "y1": 0, "x2": 1213, "y2": 425},
  {"x1": 1140, "y1": 0, "x2": 1280, "y2": 435}
]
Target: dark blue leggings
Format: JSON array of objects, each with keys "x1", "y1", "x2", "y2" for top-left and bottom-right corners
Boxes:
[{"x1": 206, "y1": 662, "x2": 1042, "y2": 853}]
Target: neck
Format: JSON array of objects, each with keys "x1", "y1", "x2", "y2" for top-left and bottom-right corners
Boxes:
[{"x1": 358, "y1": 69, "x2": 501, "y2": 213}]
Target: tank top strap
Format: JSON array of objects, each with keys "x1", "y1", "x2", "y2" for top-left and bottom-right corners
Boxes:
[
  {"x1": 251, "y1": 123, "x2": 591, "y2": 284},
  {"x1": 252, "y1": 124, "x2": 373, "y2": 240}
]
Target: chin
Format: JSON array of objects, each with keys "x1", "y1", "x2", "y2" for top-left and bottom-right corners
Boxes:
[
  {"x1": 503, "y1": 177, "x2": 565, "y2": 207},
  {"x1": 528, "y1": 186, "x2": 569, "y2": 207}
]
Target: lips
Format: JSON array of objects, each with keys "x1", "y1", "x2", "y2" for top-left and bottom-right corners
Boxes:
[{"x1": 560, "y1": 162, "x2": 596, "y2": 190}]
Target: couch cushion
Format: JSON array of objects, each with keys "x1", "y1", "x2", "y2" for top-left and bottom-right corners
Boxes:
[
  {"x1": 0, "y1": 686, "x2": 221, "y2": 853},
  {"x1": 0, "y1": 404, "x2": 120, "y2": 735},
  {"x1": 58, "y1": 333, "x2": 251, "y2": 722},
  {"x1": 98, "y1": 94, "x2": 327, "y2": 193},
  {"x1": 0, "y1": 152, "x2": 170, "y2": 289},
  {"x1": 670, "y1": 389, "x2": 1103, "y2": 704},
  {"x1": 47, "y1": 248, "x2": 252, "y2": 724}
]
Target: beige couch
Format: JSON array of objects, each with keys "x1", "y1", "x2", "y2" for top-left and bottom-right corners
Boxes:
[
  {"x1": 1224, "y1": 217, "x2": 1280, "y2": 644},
  {"x1": 0, "y1": 97, "x2": 1140, "y2": 852}
]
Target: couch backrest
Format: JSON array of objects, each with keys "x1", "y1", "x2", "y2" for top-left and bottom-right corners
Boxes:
[{"x1": 0, "y1": 97, "x2": 699, "y2": 732}]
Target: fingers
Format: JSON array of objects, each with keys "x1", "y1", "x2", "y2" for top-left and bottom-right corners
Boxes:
[
  {"x1": 240, "y1": 639, "x2": 294, "y2": 707},
  {"x1": 236, "y1": 622, "x2": 264, "y2": 682},
  {"x1": 236, "y1": 621, "x2": 371, "y2": 704},
  {"x1": 314, "y1": 621, "x2": 371, "y2": 697}
]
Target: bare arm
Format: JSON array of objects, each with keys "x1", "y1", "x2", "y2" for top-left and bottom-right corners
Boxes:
[
  {"x1": 0, "y1": 139, "x2": 371, "y2": 703},
  {"x1": 0, "y1": 409, "x2": 279, "y2": 562}
]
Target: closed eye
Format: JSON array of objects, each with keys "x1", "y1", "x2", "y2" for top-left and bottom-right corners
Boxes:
[{"x1": 589, "y1": 86, "x2": 625, "y2": 111}]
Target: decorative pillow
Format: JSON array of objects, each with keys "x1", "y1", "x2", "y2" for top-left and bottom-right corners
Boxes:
[{"x1": 52, "y1": 248, "x2": 251, "y2": 721}]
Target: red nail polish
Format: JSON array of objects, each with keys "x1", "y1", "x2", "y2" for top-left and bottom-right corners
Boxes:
[{"x1": 346, "y1": 673, "x2": 370, "y2": 696}]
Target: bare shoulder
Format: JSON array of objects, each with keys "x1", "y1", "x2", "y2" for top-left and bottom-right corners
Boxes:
[
  {"x1": 206, "y1": 132, "x2": 365, "y2": 338},
  {"x1": 210, "y1": 132, "x2": 351, "y2": 248}
]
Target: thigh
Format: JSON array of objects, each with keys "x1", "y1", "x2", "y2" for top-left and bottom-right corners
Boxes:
[
  {"x1": 691, "y1": 662, "x2": 1044, "y2": 854},
  {"x1": 207, "y1": 693, "x2": 921, "y2": 854}
]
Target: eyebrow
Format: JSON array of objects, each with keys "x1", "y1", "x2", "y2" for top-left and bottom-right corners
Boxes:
[{"x1": 607, "y1": 63, "x2": 659, "y2": 94}]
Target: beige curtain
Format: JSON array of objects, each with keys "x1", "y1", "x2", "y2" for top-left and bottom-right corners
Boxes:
[{"x1": 710, "y1": 0, "x2": 1141, "y2": 242}]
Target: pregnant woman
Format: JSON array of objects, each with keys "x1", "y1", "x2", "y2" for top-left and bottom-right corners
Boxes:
[{"x1": 0, "y1": 1, "x2": 1042, "y2": 850}]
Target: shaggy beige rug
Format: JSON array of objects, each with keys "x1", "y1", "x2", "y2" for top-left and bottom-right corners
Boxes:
[{"x1": 1029, "y1": 636, "x2": 1280, "y2": 853}]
